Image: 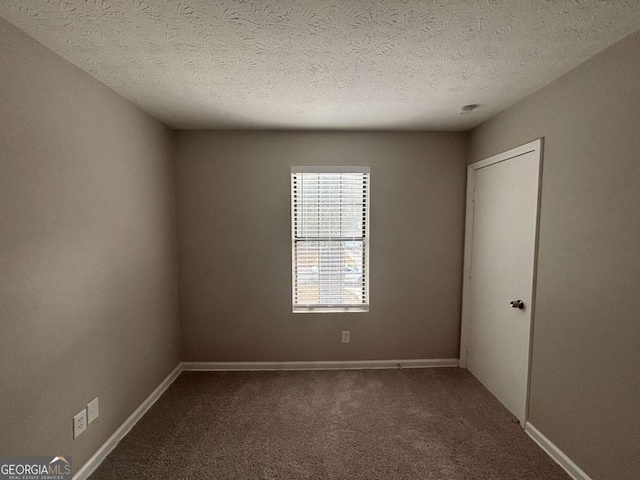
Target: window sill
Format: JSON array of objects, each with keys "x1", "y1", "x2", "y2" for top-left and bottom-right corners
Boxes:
[{"x1": 293, "y1": 306, "x2": 369, "y2": 314}]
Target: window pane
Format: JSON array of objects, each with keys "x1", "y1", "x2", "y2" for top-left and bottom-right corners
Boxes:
[
  {"x1": 293, "y1": 173, "x2": 367, "y2": 239},
  {"x1": 294, "y1": 240, "x2": 365, "y2": 306}
]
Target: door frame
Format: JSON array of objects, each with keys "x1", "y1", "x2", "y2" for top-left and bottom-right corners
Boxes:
[{"x1": 459, "y1": 138, "x2": 544, "y2": 424}]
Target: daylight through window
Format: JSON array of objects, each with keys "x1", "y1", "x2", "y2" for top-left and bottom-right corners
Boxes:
[{"x1": 291, "y1": 167, "x2": 370, "y2": 312}]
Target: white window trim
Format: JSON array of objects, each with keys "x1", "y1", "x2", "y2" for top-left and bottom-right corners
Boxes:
[{"x1": 291, "y1": 166, "x2": 370, "y2": 314}]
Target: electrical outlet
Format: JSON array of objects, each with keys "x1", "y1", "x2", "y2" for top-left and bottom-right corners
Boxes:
[
  {"x1": 73, "y1": 409, "x2": 87, "y2": 439},
  {"x1": 342, "y1": 330, "x2": 350, "y2": 343},
  {"x1": 87, "y1": 397, "x2": 99, "y2": 424}
]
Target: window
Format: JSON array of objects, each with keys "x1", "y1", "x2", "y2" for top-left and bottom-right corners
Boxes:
[{"x1": 291, "y1": 166, "x2": 370, "y2": 312}]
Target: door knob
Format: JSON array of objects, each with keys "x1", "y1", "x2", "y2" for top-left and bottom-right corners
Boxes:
[{"x1": 510, "y1": 300, "x2": 525, "y2": 309}]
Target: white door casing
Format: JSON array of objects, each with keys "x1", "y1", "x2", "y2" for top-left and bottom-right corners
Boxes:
[{"x1": 459, "y1": 139, "x2": 543, "y2": 426}]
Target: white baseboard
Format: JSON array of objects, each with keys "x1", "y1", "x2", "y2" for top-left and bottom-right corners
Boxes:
[
  {"x1": 73, "y1": 364, "x2": 182, "y2": 480},
  {"x1": 182, "y1": 358, "x2": 459, "y2": 371},
  {"x1": 525, "y1": 422, "x2": 592, "y2": 480}
]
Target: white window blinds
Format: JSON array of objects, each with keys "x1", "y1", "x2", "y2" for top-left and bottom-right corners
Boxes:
[{"x1": 291, "y1": 167, "x2": 370, "y2": 312}]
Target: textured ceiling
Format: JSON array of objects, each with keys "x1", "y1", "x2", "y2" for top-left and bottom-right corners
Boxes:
[{"x1": 2, "y1": 1, "x2": 640, "y2": 130}]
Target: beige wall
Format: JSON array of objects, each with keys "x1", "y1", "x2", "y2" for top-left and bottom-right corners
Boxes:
[
  {"x1": 176, "y1": 131, "x2": 467, "y2": 362},
  {"x1": 469, "y1": 30, "x2": 640, "y2": 480},
  {"x1": 0, "y1": 18, "x2": 181, "y2": 472}
]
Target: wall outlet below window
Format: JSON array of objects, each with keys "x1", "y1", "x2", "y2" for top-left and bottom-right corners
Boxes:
[{"x1": 342, "y1": 330, "x2": 350, "y2": 343}]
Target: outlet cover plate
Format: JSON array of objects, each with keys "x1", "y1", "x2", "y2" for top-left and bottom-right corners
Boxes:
[
  {"x1": 87, "y1": 397, "x2": 99, "y2": 424},
  {"x1": 73, "y1": 409, "x2": 87, "y2": 438},
  {"x1": 342, "y1": 330, "x2": 350, "y2": 343}
]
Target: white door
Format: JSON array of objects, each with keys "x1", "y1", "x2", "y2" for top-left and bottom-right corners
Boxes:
[{"x1": 460, "y1": 139, "x2": 542, "y2": 426}]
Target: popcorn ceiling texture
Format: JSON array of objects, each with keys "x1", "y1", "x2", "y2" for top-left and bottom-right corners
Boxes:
[{"x1": 2, "y1": 0, "x2": 640, "y2": 130}]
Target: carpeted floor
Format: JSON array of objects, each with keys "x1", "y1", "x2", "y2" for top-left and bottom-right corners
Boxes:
[{"x1": 90, "y1": 368, "x2": 569, "y2": 479}]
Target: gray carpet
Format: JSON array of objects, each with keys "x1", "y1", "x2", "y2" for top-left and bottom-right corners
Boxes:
[{"x1": 90, "y1": 369, "x2": 569, "y2": 479}]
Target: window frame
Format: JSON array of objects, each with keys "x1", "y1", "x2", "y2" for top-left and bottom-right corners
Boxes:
[{"x1": 291, "y1": 166, "x2": 370, "y2": 314}]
